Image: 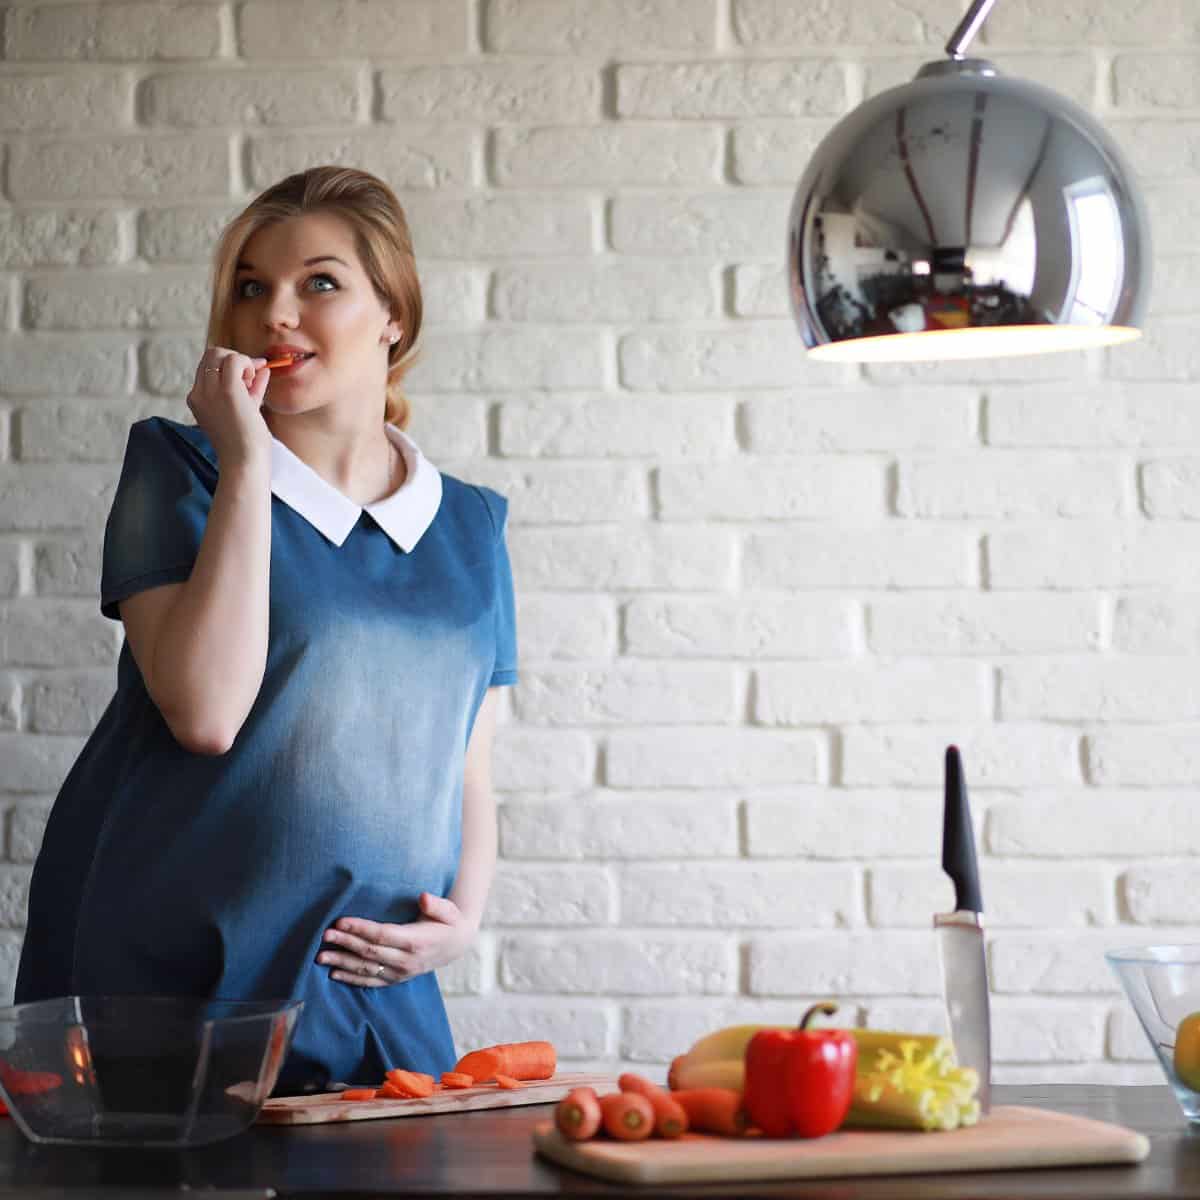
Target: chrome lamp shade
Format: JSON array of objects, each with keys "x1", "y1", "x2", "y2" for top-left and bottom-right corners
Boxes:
[{"x1": 788, "y1": 57, "x2": 1152, "y2": 362}]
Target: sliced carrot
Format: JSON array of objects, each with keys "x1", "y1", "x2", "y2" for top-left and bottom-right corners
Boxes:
[
  {"x1": 384, "y1": 1069, "x2": 435, "y2": 1098},
  {"x1": 341, "y1": 1088, "x2": 377, "y2": 1101},
  {"x1": 617, "y1": 1073, "x2": 688, "y2": 1138},
  {"x1": 599, "y1": 1091, "x2": 654, "y2": 1141},
  {"x1": 555, "y1": 1087, "x2": 601, "y2": 1141},
  {"x1": 376, "y1": 1082, "x2": 407, "y2": 1100},
  {"x1": 441, "y1": 1071, "x2": 474, "y2": 1089},
  {"x1": 454, "y1": 1041, "x2": 556, "y2": 1083},
  {"x1": 672, "y1": 1087, "x2": 748, "y2": 1137},
  {"x1": 493, "y1": 1073, "x2": 520, "y2": 1090},
  {"x1": 453, "y1": 1048, "x2": 504, "y2": 1084}
]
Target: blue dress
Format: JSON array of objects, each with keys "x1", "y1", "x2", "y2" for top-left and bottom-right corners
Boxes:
[{"x1": 15, "y1": 416, "x2": 518, "y2": 1093}]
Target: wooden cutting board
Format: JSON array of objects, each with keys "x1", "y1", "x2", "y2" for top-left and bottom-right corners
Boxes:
[
  {"x1": 258, "y1": 1072, "x2": 617, "y2": 1125},
  {"x1": 531, "y1": 1105, "x2": 1150, "y2": 1185}
]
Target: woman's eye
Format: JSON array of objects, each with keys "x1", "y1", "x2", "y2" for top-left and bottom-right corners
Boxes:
[{"x1": 234, "y1": 274, "x2": 338, "y2": 301}]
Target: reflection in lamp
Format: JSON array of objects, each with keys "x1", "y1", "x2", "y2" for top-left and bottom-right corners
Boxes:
[{"x1": 1065, "y1": 182, "x2": 1123, "y2": 325}]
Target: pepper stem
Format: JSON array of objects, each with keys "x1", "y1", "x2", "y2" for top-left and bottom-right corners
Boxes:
[{"x1": 799, "y1": 1001, "x2": 838, "y2": 1031}]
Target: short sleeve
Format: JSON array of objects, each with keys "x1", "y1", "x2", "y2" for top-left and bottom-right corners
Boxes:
[
  {"x1": 477, "y1": 487, "x2": 518, "y2": 687},
  {"x1": 100, "y1": 419, "x2": 215, "y2": 620}
]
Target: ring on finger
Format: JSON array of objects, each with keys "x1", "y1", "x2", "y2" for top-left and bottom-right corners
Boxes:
[{"x1": 374, "y1": 964, "x2": 386, "y2": 979}]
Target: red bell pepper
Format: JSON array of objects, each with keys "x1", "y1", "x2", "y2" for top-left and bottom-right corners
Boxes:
[{"x1": 743, "y1": 1001, "x2": 857, "y2": 1138}]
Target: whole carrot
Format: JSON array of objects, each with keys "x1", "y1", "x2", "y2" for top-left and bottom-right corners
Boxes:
[
  {"x1": 599, "y1": 1091, "x2": 655, "y2": 1141},
  {"x1": 618, "y1": 1072, "x2": 689, "y2": 1138},
  {"x1": 672, "y1": 1088, "x2": 749, "y2": 1137},
  {"x1": 555, "y1": 1087, "x2": 601, "y2": 1141}
]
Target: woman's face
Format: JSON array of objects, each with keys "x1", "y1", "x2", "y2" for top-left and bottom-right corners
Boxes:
[{"x1": 229, "y1": 211, "x2": 399, "y2": 417}]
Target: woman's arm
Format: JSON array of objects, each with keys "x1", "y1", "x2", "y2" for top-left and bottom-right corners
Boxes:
[
  {"x1": 448, "y1": 687, "x2": 501, "y2": 931},
  {"x1": 119, "y1": 456, "x2": 272, "y2": 756}
]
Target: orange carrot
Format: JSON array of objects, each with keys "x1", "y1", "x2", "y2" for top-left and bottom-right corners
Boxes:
[
  {"x1": 440, "y1": 1071, "x2": 475, "y2": 1089},
  {"x1": 672, "y1": 1088, "x2": 748, "y2": 1137},
  {"x1": 383, "y1": 1069, "x2": 435, "y2": 1099},
  {"x1": 498, "y1": 1040, "x2": 556, "y2": 1080},
  {"x1": 617, "y1": 1073, "x2": 688, "y2": 1138},
  {"x1": 454, "y1": 1041, "x2": 555, "y2": 1083},
  {"x1": 555, "y1": 1087, "x2": 601, "y2": 1141},
  {"x1": 341, "y1": 1088, "x2": 377, "y2": 1101},
  {"x1": 262, "y1": 355, "x2": 297, "y2": 369},
  {"x1": 493, "y1": 1073, "x2": 520, "y2": 1090},
  {"x1": 453, "y1": 1048, "x2": 504, "y2": 1083},
  {"x1": 599, "y1": 1091, "x2": 655, "y2": 1141}
]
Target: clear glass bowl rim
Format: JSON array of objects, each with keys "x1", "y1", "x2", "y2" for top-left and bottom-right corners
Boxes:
[
  {"x1": 1105, "y1": 945, "x2": 1200, "y2": 965},
  {"x1": 0, "y1": 994, "x2": 303, "y2": 1031}
]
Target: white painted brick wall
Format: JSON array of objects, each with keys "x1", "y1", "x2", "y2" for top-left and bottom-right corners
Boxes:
[{"x1": 2, "y1": 0, "x2": 1194, "y2": 1086}]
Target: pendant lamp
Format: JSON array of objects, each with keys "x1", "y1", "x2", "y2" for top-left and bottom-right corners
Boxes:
[{"x1": 787, "y1": 0, "x2": 1152, "y2": 362}]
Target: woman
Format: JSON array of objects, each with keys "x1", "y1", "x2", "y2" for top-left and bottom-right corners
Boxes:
[{"x1": 15, "y1": 166, "x2": 517, "y2": 1094}]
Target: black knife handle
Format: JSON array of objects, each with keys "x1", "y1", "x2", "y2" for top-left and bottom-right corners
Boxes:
[{"x1": 943, "y1": 745, "x2": 983, "y2": 913}]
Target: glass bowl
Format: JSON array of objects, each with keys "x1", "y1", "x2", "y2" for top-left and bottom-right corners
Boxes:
[
  {"x1": 1107, "y1": 945, "x2": 1200, "y2": 1123},
  {"x1": 0, "y1": 995, "x2": 302, "y2": 1148}
]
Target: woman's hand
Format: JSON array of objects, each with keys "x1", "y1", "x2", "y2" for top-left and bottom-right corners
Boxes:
[
  {"x1": 186, "y1": 347, "x2": 273, "y2": 470},
  {"x1": 318, "y1": 894, "x2": 478, "y2": 988}
]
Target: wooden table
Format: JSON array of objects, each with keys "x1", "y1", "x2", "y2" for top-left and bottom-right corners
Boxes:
[{"x1": 0, "y1": 1084, "x2": 1193, "y2": 1198}]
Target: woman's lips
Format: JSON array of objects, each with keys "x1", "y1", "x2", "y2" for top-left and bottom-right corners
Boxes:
[{"x1": 265, "y1": 352, "x2": 316, "y2": 372}]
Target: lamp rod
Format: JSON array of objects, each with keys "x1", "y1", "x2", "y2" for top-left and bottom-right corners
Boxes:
[{"x1": 944, "y1": 0, "x2": 1000, "y2": 58}]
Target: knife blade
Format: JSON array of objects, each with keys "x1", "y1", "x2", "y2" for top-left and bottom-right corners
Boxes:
[{"x1": 934, "y1": 744, "x2": 992, "y2": 1115}]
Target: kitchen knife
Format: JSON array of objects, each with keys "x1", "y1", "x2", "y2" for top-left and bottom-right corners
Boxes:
[{"x1": 934, "y1": 745, "x2": 992, "y2": 1115}]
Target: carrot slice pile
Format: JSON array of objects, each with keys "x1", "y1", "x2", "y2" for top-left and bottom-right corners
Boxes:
[
  {"x1": 384, "y1": 1069, "x2": 435, "y2": 1099},
  {"x1": 440, "y1": 1071, "x2": 474, "y2": 1089}
]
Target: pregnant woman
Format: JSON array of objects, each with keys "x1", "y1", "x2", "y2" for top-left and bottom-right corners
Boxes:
[{"x1": 16, "y1": 165, "x2": 518, "y2": 1094}]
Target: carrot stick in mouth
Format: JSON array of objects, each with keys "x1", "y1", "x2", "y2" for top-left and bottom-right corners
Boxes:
[{"x1": 262, "y1": 355, "x2": 297, "y2": 369}]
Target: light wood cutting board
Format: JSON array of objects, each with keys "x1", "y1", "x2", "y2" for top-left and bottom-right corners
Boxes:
[
  {"x1": 531, "y1": 1105, "x2": 1150, "y2": 1185},
  {"x1": 258, "y1": 1072, "x2": 617, "y2": 1125}
]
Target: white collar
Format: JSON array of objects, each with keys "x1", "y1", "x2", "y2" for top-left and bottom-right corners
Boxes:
[{"x1": 268, "y1": 424, "x2": 442, "y2": 550}]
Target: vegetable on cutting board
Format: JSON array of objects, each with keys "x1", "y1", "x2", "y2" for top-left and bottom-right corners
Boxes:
[
  {"x1": 847, "y1": 1029, "x2": 979, "y2": 1132},
  {"x1": 599, "y1": 1091, "x2": 655, "y2": 1141},
  {"x1": 617, "y1": 1072, "x2": 688, "y2": 1138},
  {"x1": 337, "y1": 1042, "x2": 560, "y2": 1102},
  {"x1": 743, "y1": 1002, "x2": 857, "y2": 1139},
  {"x1": 453, "y1": 1040, "x2": 556, "y2": 1083},
  {"x1": 556, "y1": 1087, "x2": 602, "y2": 1140},
  {"x1": 671, "y1": 1087, "x2": 749, "y2": 1136},
  {"x1": 666, "y1": 1021, "x2": 980, "y2": 1133},
  {"x1": 384, "y1": 1069, "x2": 436, "y2": 1099}
]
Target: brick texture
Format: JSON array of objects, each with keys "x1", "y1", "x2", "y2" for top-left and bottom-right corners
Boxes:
[{"x1": 0, "y1": 0, "x2": 1189, "y2": 1080}]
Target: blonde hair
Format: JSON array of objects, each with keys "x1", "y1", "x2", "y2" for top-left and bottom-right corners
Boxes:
[{"x1": 206, "y1": 166, "x2": 422, "y2": 429}]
